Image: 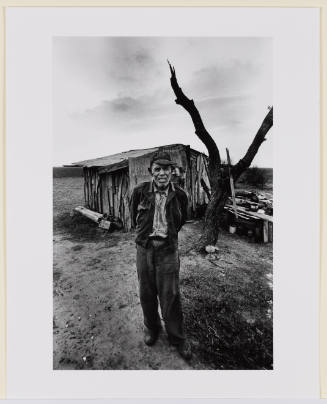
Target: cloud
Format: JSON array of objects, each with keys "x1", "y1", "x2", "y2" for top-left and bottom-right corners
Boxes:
[
  {"x1": 83, "y1": 95, "x2": 151, "y2": 118},
  {"x1": 74, "y1": 89, "x2": 257, "y2": 142},
  {"x1": 104, "y1": 40, "x2": 163, "y2": 94},
  {"x1": 110, "y1": 96, "x2": 142, "y2": 113},
  {"x1": 73, "y1": 91, "x2": 178, "y2": 132},
  {"x1": 197, "y1": 94, "x2": 253, "y2": 128},
  {"x1": 53, "y1": 37, "x2": 273, "y2": 166},
  {"x1": 189, "y1": 60, "x2": 264, "y2": 98}
]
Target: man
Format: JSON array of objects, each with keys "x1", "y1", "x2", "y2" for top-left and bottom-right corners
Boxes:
[{"x1": 129, "y1": 151, "x2": 192, "y2": 360}]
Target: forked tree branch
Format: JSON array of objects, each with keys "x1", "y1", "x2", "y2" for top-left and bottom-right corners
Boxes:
[
  {"x1": 232, "y1": 107, "x2": 273, "y2": 180},
  {"x1": 168, "y1": 61, "x2": 221, "y2": 167}
]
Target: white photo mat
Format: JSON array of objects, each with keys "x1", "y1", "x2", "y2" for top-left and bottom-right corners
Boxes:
[{"x1": 6, "y1": 6, "x2": 320, "y2": 398}]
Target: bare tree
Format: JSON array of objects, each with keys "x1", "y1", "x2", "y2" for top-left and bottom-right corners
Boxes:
[{"x1": 168, "y1": 61, "x2": 273, "y2": 251}]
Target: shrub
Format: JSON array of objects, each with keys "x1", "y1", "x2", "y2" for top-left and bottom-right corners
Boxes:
[{"x1": 242, "y1": 166, "x2": 267, "y2": 189}]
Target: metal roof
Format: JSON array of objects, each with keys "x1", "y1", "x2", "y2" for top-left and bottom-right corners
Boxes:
[{"x1": 70, "y1": 144, "x2": 188, "y2": 168}]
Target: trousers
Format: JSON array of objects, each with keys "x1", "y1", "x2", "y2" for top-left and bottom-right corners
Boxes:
[{"x1": 136, "y1": 242, "x2": 185, "y2": 345}]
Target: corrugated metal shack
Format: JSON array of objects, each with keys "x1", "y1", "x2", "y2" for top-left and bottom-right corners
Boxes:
[{"x1": 70, "y1": 144, "x2": 210, "y2": 230}]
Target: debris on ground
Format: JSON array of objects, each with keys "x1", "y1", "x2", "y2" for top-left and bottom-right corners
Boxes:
[
  {"x1": 73, "y1": 206, "x2": 123, "y2": 232},
  {"x1": 205, "y1": 245, "x2": 219, "y2": 254}
]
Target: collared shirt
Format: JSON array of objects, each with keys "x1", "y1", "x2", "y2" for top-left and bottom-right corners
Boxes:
[
  {"x1": 130, "y1": 181, "x2": 188, "y2": 250},
  {"x1": 149, "y1": 181, "x2": 175, "y2": 239}
]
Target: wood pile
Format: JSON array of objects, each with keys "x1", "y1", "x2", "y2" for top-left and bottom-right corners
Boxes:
[
  {"x1": 225, "y1": 190, "x2": 273, "y2": 243},
  {"x1": 230, "y1": 190, "x2": 273, "y2": 216}
]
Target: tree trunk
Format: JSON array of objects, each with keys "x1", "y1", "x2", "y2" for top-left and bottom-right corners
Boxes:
[
  {"x1": 198, "y1": 185, "x2": 229, "y2": 248},
  {"x1": 168, "y1": 62, "x2": 273, "y2": 252}
]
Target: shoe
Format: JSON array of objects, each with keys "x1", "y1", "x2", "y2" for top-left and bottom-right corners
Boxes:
[
  {"x1": 144, "y1": 328, "x2": 160, "y2": 346},
  {"x1": 176, "y1": 340, "x2": 192, "y2": 360}
]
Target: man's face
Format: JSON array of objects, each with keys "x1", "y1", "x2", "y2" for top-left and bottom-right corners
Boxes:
[{"x1": 151, "y1": 162, "x2": 172, "y2": 189}]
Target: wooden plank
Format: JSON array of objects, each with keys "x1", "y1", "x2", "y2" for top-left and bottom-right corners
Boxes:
[
  {"x1": 184, "y1": 147, "x2": 191, "y2": 192},
  {"x1": 108, "y1": 175, "x2": 114, "y2": 216},
  {"x1": 91, "y1": 170, "x2": 95, "y2": 210},
  {"x1": 269, "y1": 222, "x2": 273, "y2": 242},
  {"x1": 88, "y1": 170, "x2": 92, "y2": 208},
  {"x1": 74, "y1": 206, "x2": 103, "y2": 223},
  {"x1": 84, "y1": 169, "x2": 88, "y2": 207},
  {"x1": 263, "y1": 220, "x2": 269, "y2": 243},
  {"x1": 83, "y1": 169, "x2": 88, "y2": 206},
  {"x1": 112, "y1": 174, "x2": 117, "y2": 217},
  {"x1": 184, "y1": 148, "x2": 193, "y2": 218},
  {"x1": 90, "y1": 169, "x2": 94, "y2": 209},
  {"x1": 226, "y1": 148, "x2": 238, "y2": 219},
  {"x1": 116, "y1": 172, "x2": 123, "y2": 218},
  {"x1": 83, "y1": 168, "x2": 87, "y2": 205},
  {"x1": 178, "y1": 147, "x2": 189, "y2": 179},
  {"x1": 225, "y1": 206, "x2": 259, "y2": 221},
  {"x1": 191, "y1": 156, "x2": 197, "y2": 212},
  {"x1": 107, "y1": 186, "x2": 112, "y2": 215},
  {"x1": 196, "y1": 154, "x2": 202, "y2": 204},
  {"x1": 120, "y1": 172, "x2": 128, "y2": 214},
  {"x1": 123, "y1": 197, "x2": 130, "y2": 230},
  {"x1": 101, "y1": 174, "x2": 109, "y2": 214},
  {"x1": 99, "y1": 173, "x2": 103, "y2": 213},
  {"x1": 96, "y1": 171, "x2": 99, "y2": 210},
  {"x1": 226, "y1": 205, "x2": 273, "y2": 222},
  {"x1": 87, "y1": 170, "x2": 91, "y2": 208},
  {"x1": 93, "y1": 169, "x2": 97, "y2": 210},
  {"x1": 122, "y1": 171, "x2": 131, "y2": 230},
  {"x1": 114, "y1": 173, "x2": 119, "y2": 217},
  {"x1": 236, "y1": 206, "x2": 273, "y2": 222},
  {"x1": 95, "y1": 171, "x2": 101, "y2": 212}
]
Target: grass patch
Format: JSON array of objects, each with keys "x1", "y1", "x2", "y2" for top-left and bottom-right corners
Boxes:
[
  {"x1": 54, "y1": 212, "x2": 105, "y2": 243},
  {"x1": 53, "y1": 212, "x2": 124, "y2": 248},
  {"x1": 181, "y1": 261, "x2": 273, "y2": 369}
]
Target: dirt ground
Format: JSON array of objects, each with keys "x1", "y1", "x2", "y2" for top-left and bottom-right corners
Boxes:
[{"x1": 53, "y1": 177, "x2": 273, "y2": 370}]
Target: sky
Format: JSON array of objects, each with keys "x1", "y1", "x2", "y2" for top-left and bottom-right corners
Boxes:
[{"x1": 53, "y1": 37, "x2": 273, "y2": 167}]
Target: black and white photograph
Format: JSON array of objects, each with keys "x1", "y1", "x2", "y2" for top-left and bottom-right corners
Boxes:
[{"x1": 53, "y1": 36, "x2": 273, "y2": 370}]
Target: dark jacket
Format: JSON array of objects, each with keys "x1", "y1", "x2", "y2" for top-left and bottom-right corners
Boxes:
[{"x1": 129, "y1": 181, "x2": 188, "y2": 250}]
